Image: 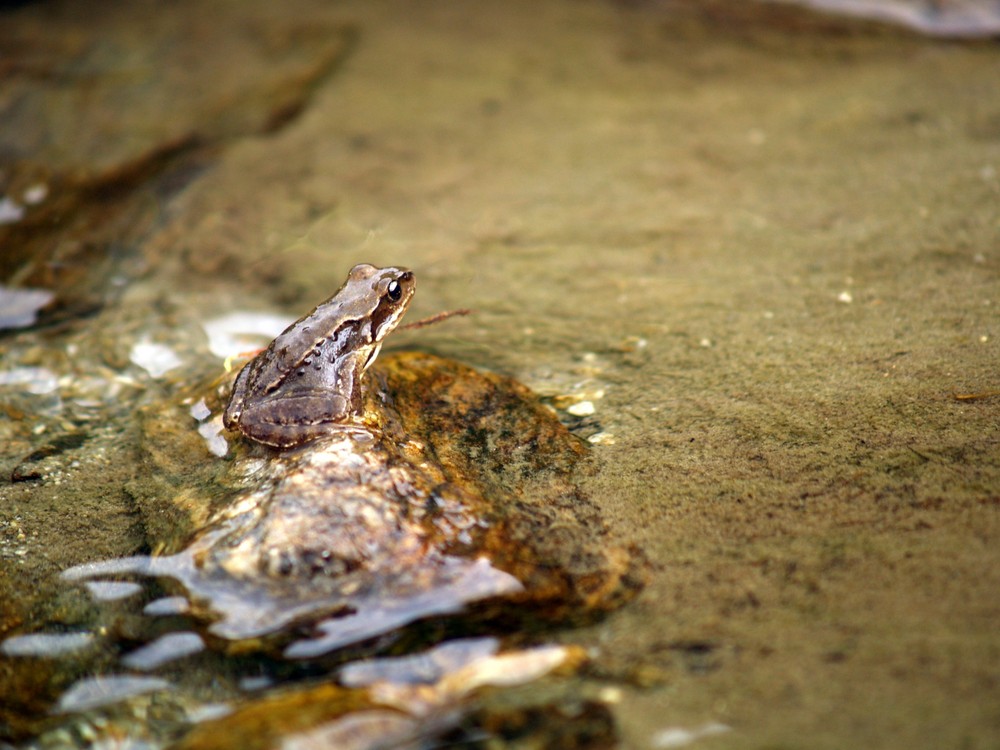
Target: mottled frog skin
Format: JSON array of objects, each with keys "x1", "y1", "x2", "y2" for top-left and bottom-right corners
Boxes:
[{"x1": 223, "y1": 264, "x2": 415, "y2": 448}]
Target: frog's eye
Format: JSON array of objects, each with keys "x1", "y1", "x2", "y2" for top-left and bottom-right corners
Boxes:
[{"x1": 386, "y1": 280, "x2": 402, "y2": 302}]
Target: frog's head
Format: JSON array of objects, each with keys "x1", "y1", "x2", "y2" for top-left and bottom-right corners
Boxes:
[
  {"x1": 361, "y1": 265, "x2": 415, "y2": 343},
  {"x1": 341, "y1": 264, "x2": 415, "y2": 373}
]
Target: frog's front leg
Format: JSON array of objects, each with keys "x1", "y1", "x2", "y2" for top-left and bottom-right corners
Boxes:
[{"x1": 235, "y1": 393, "x2": 351, "y2": 448}]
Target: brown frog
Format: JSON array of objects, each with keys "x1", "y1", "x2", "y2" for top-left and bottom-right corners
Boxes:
[{"x1": 223, "y1": 263, "x2": 415, "y2": 448}]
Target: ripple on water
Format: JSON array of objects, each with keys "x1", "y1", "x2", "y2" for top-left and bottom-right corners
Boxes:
[
  {"x1": 1, "y1": 632, "x2": 95, "y2": 658},
  {"x1": 121, "y1": 632, "x2": 205, "y2": 671},
  {"x1": 54, "y1": 675, "x2": 173, "y2": 714}
]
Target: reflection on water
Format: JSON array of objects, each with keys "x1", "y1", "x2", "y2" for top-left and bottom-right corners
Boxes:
[
  {"x1": 0, "y1": 287, "x2": 54, "y2": 330},
  {"x1": 54, "y1": 675, "x2": 174, "y2": 715},
  {"x1": 81, "y1": 580, "x2": 143, "y2": 602},
  {"x1": 774, "y1": 0, "x2": 1000, "y2": 36},
  {"x1": 1, "y1": 632, "x2": 95, "y2": 659},
  {"x1": 2, "y1": 591, "x2": 590, "y2": 748},
  {"x1": 61, "y1": 547, "x2": 522, "y2": 659},
  {"x1": 175, "y1": 640, "x2": 589, "y2": 750},
  {"x1": 121, "y1": 632, "x2": 206, "y2": 672}
]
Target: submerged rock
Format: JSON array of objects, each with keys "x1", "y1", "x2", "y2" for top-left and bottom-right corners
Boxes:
[
  {"x1": 65, "y1": 352, "x2": 644, "y2": 659},
  {"x1": 42, "y1": 349, "x2": 644, "y2": 746},
  {"x1": 172, "y1": 638, "x2": 617, "y2": 750}
]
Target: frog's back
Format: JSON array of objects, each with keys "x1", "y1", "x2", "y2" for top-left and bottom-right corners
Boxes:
[{"x1": 244, "y1": 265, "x2": 388, "y2": 393}]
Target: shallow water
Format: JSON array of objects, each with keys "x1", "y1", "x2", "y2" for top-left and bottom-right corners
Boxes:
[{"x1": 2, "y1": 1, "x2": 999, "y2": 748}]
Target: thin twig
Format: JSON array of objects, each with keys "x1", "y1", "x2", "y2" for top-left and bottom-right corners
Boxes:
[
  {"x1": 400, "y1": 308, "x2": 473, "y2": 331},
  {"x1": 952, "y1": 390, "x2": 1000, "y2": 401}
]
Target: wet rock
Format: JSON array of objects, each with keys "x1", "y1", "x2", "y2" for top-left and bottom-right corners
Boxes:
[
  {"x1": 29, "y1": 350, "x2": 644, "y2": 747},
  {"x1": 69, "y1": 353, "x2": 644, "y2": 658},
  {"x1": 172, "y1": 639, "x2": 616, "y2": 750}
]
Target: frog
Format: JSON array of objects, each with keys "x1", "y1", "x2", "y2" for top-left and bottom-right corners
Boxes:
[{"x1": 223, "y1": 263, "x2": 415, "y2": 448}]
